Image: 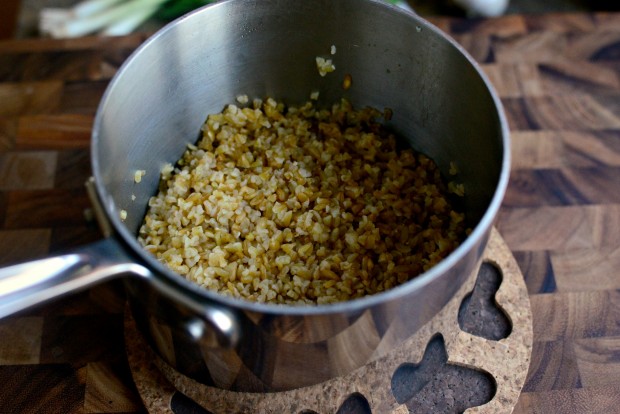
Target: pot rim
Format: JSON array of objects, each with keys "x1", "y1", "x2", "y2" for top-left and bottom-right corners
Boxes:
[{"x1": 91, "y1": 0, "x2": 511, "y2": 316}]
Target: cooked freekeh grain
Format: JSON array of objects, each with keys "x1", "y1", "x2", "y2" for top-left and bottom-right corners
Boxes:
[{"x1": 138, "y1": 98, "x2": 468, "y2": 305}]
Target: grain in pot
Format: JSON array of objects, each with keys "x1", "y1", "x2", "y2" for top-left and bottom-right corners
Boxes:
[{"x1": 138, "y1": 98, "x2": 468, "y2": 305}]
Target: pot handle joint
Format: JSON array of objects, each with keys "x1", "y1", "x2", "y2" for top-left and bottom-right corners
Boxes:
[
  {"x1": 182, "y1": 307, "x2": 241, "y2": 349},
  {"x1": 141, "y1": 274, "x2": 243, "y2": 349}
]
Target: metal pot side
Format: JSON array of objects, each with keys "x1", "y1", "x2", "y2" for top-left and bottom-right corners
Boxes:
[{"x1": 91, "y1": 0, "x2": 510, "y2": 391}]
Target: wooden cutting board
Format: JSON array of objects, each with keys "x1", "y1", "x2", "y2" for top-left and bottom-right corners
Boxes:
[{"x1": 0, "y1": 12, "x2": 619, "y2": 413}]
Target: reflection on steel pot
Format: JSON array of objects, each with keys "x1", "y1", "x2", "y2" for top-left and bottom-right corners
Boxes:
[{"x1": 0, "y1": 0, "x2": 510, "y2": 391}]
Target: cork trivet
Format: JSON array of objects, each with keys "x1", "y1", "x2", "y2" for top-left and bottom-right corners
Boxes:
[{"x1": 126, "y1": 228, "x2": 533, "y2": 413}]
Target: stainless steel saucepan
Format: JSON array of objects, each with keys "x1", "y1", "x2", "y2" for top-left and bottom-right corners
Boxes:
[{"x1": 0, "y1": 0, "x2": 509, "y2": 391}]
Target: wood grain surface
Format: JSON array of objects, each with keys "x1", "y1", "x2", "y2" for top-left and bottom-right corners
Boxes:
[{"x1": 0, "y1": 12, "x2": 619, "y2": 414}]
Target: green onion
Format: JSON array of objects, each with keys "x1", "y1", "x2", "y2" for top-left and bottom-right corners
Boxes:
[
  {"x1": 102, "y1": 1, "x2": 161, "y2": 35},
  {"x1": 40, "y1": 0, "x2": 411, "y2": 39},
  {"x1": 73, "y1": 0, "x2": 126, "y2": 18},
  {"x1": 41, "y1": 0, "x2": 167, "y2": 37}
]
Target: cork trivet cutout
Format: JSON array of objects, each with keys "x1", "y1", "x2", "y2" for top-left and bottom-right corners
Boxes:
[{"x1": 126, "y1": 228, "x2": 533, "y2": 413}]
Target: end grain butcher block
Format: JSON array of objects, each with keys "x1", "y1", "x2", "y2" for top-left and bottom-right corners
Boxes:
[{"x1": 0, "y1": 12, "x2": 620, "y2": 414}]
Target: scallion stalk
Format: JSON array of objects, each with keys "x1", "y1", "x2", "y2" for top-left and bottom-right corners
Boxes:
[
  {"x1": 53, "y1": 0, "x2": 167, "y2": 38},
  {"x1": 102, "y1": 2, "x2": 160, "y2": 35},
  {"x1": 73, "y1": 0, "x2": 126, "y2": 18}
]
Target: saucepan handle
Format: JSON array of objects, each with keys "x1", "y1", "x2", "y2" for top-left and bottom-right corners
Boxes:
[
  {"x1": 0, "y1": 238, "x2": 241, "y2": 348},
  {"x1": 0, "y1": 238, "x2": 149, "y2": 319}
]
